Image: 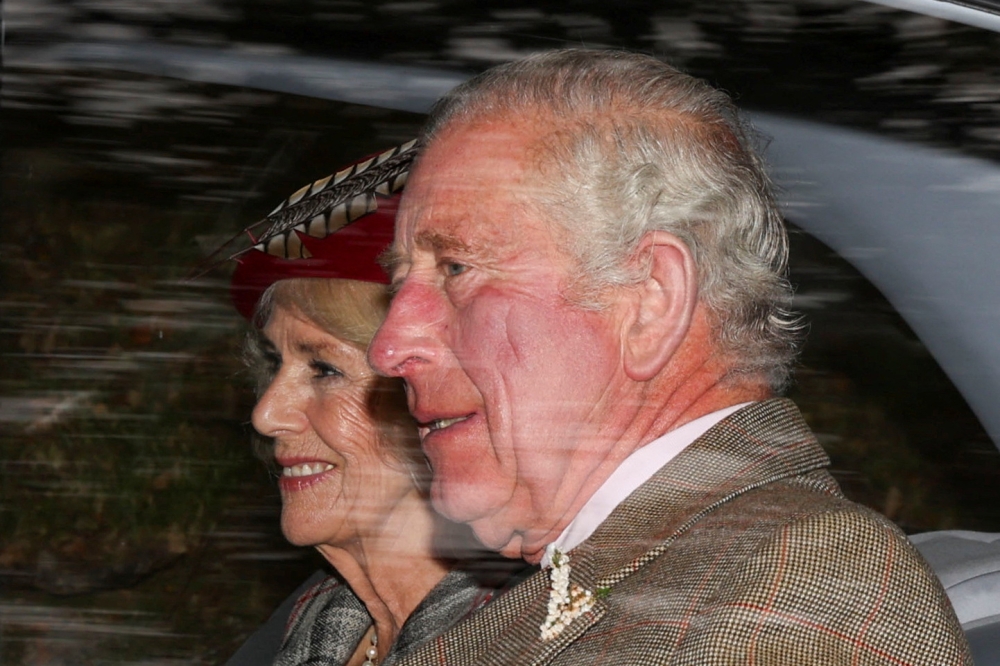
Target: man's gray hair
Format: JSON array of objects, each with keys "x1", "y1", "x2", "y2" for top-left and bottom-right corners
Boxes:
[{"x1": 421, "y1": 48, "x2": 802, "y2": 391}]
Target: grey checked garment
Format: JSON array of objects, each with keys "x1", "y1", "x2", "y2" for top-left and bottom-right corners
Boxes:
[
  {"x1": 395, "y1": 399, "x2": 973, "y2": 666},
  {"x1": 274, "y1": 568, "x2": 497, "y2": 666}
]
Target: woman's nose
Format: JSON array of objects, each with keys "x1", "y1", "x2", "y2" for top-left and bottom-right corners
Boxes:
[{"x1": 251, "y1": 374, "x2": 306, "y2": 438}]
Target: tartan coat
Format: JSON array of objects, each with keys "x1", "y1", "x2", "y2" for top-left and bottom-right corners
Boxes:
[{"x1": 397, "y1": 399, "x2": 972, "y2": 665}]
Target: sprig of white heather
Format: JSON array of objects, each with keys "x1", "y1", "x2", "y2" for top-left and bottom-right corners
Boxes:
[{"x1": 540, "y1": 549, "x2": 595, "y2": 641}]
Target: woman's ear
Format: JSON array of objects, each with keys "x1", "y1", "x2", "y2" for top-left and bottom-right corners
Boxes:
[{"x1": 621, "y1": 231, "x2": 698, "y2": 381}]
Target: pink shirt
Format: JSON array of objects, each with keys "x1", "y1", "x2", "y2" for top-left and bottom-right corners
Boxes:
[{"x1": 541, "y1": 403, "x2": 752, "y2": 568}]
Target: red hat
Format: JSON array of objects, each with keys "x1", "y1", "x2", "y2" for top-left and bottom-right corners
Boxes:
[{"x1": 225, "y1": 140, "x2": 417, "y2": 320}]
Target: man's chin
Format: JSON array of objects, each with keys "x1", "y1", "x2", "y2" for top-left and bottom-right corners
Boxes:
[
  {"x1": 468, "y1": 516, "x2": 554, "y2": 563},
  {"x1": 430, "y1": 481, "x2": 479, "y2": 522},
  {"x1": 429, "y1": 478, "x2": 529, "y2": 555},
  {"x1": 469, "y1": 519, "x2": 523, "y2": 559},
  {"x1": 430, "y1": 492, "x2": 511, "y2": 550},
  {"x1": 430, "y1": 476, "x2": 504, "y2": 521}
]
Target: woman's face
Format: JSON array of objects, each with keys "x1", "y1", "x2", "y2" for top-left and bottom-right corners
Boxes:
[{"x1": 251, "y1": 305, "x2": 415, "y2": 549}]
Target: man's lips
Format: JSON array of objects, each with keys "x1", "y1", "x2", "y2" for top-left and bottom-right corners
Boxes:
[{"x1": 418, "y1": 414, "x2": 473, "y2": 439}]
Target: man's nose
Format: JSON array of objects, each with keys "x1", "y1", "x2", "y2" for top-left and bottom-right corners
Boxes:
[
  {"x1": 369, "y1": 279, "x2": 444, "y2": 378},
  {"x1": 251, "y1": 373, "x2": 306, "y2": 439}
]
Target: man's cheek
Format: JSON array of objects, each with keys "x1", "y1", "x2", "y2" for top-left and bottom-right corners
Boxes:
[{"x1": 465, "y1": 299, "x2": 516, "y2": 350}]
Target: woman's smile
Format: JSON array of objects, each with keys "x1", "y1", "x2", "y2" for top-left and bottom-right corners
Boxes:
[{"x1": 277, "y1": 459, "x2": 338, "y2": 492}]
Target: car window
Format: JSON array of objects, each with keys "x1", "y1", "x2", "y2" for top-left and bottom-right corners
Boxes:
[
  {"x1": 786, "y1": 222, "x2": 1000, "y2": 532},
  {"x1": 3, "y1": 0, "x2": 999, "y2": 662}
]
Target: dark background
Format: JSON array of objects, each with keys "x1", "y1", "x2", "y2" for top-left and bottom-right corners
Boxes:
[{"x1": 3, "y1": 0, "x2": 1000, "y2": 663}]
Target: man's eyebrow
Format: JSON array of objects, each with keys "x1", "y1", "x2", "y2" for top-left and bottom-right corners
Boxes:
[{"x1": 413, "y1": 229, "x2": 474, "y2": 255}]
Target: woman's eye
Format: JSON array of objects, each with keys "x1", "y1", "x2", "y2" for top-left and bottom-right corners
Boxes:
[
  {"x1": 309, "y1": 360, "x2": 343, "y2": 379},
  {"x1": 444, "y1": 262, "x2": 468, "y2": 277}
]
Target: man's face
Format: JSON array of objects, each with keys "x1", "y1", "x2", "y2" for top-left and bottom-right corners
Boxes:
[{"x1": 368, "y1": 119, "x2": 633, "y2": 561}]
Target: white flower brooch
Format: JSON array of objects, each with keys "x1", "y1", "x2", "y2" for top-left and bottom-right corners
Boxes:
[{"x1": 539, "y1": 549, "x2": 597, "y2": 641}]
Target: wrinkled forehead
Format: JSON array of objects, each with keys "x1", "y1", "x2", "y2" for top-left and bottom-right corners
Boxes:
[
  {"x1": 412, "y1": 119, "x2": 544, "y2": 203},
  {"x1": 391, "y1": 118, "x2": 558, "y2": 256}
]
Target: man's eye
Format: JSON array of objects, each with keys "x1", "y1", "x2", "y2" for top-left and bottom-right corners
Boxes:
[
  {"x1": 309, "y1": 360, "x2": 343, "y2": 379},
  {"x1": 444, "y1": 262, "x2": 468, "y2": 277}
]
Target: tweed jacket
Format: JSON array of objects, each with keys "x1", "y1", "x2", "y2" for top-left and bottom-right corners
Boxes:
[{"x1": 397, "y1": 399, "x2": 972, "y2": 665}]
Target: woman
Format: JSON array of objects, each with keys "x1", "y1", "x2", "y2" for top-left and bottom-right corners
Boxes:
[{"x1": 223, "y1": 142, "x2": 504, "y2": 666}]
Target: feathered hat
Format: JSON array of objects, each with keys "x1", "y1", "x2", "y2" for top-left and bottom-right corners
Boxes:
[{"x1": 213, "y1": 140, "x2": 417, "y2": 320}]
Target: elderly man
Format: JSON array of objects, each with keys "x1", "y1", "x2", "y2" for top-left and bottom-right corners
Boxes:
[{"x1": 368, "y1": 50, "x2": 971, "y2": 664}]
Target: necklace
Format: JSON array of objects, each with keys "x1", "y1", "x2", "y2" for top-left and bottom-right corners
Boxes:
[{"x1": 361, "y1": 627, "x2": 378, "y2": 666}]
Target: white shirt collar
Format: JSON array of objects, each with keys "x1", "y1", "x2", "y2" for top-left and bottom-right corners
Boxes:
[{"x1": 541, "y1": 403, "x2": 751, "y2": 568}]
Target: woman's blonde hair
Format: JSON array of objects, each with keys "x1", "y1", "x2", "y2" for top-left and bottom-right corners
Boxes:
[{"x1": 244, "y1": 278, "x2": 424, "y2": 482}]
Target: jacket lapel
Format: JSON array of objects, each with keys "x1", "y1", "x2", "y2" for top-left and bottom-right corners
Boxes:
[
  {"x1": 580, "y1": 398, "x2": 835, "y2": 585},
  {"x1": 400, "y1": 398, "x2": 834, "y2": 666}
]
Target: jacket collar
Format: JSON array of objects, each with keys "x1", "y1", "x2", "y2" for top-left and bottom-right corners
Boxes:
[{"x1": 575, "y1": 397, "x2": 831, "y2": 587}]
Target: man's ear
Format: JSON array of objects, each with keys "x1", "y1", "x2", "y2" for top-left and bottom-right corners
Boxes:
[{"x1": 621, "y1": 231, "x2": 698, "y2": 381}]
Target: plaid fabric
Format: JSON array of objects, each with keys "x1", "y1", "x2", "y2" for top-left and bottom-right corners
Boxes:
[
  {"x1": 398, "y1": 399, "x2": 973, "y2": 665},
  {"x1": 275, "y1": 568, "x2": 496, "y2": 666}
]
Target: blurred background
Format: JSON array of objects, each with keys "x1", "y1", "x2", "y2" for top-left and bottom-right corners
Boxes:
[{"x1": 3, "y1": 0, "x2": 1000, "y2": 663}]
